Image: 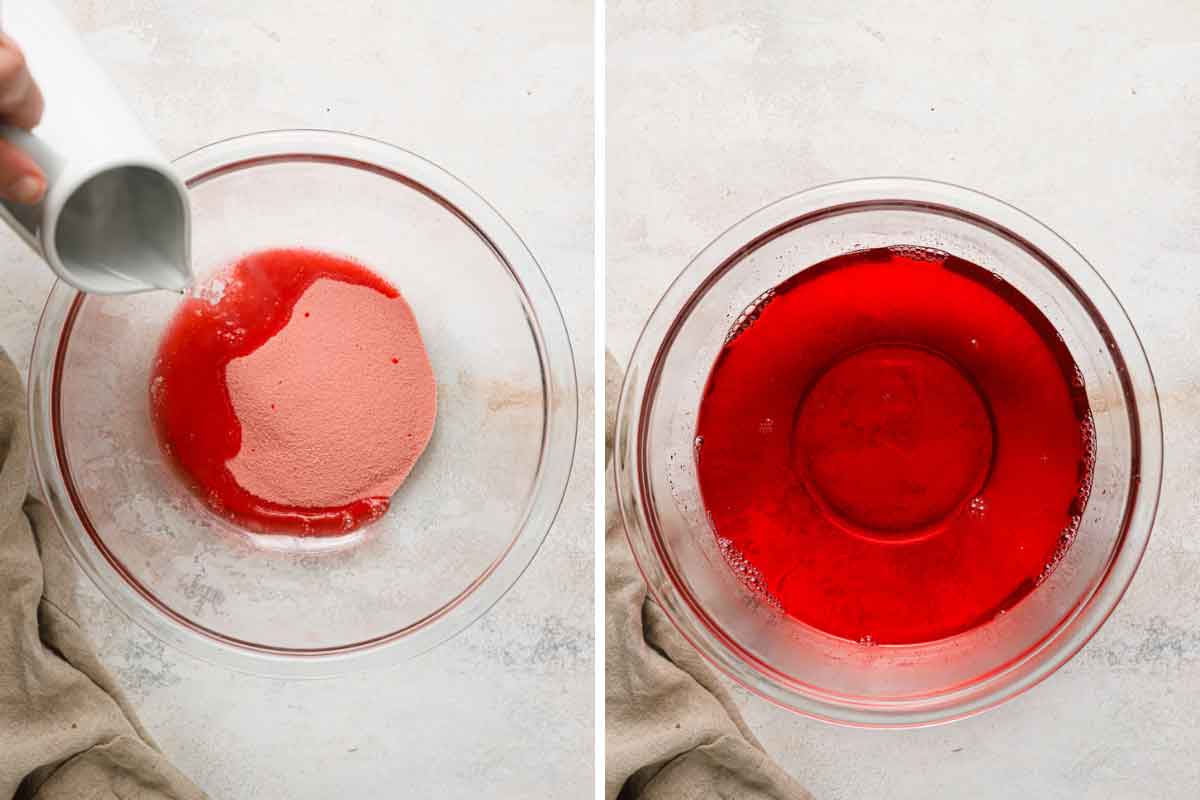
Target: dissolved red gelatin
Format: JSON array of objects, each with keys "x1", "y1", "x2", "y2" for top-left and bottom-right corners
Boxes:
[
  {"x1": 695, "y1": 246, "x2": 1094, "y2": 644},
  {"x1": 150, "y1": 248, "x2": 399, "y2": 535}
]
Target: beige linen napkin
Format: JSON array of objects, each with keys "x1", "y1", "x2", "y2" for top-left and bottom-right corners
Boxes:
[
  {"x1": 605, "y1": 354, "x2": 811, "y2": 800},
  {"x1": 0, "y1": 352, "x2": 205, "y2": 800}
]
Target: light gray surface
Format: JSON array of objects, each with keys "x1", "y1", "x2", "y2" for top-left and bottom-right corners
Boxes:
[
  {"x1": 1, "y1": 2, "x2": 593, "y2": 798},
  {"x1": 610, "y1": 2, "x2": 1199, "y2": 798}
]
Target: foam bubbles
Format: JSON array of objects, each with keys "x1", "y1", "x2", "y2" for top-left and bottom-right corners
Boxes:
[
  {"x1": 190, "y1": 275, "x2": 229, "y2": 306},
  {"x1": 716, "y1": 536, "x2": 781, "y2": 609},
  {"x1": 725, "y1": 288, "x2": 777, "y2": 343}
]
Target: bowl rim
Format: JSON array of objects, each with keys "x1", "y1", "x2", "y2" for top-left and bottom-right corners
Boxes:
[
  {"x1": 29, "y1": 128, "x2": 578, "y2": 677},
  {"x1": 614, "y1": 176, "x2": 1162, "y2": 727}
]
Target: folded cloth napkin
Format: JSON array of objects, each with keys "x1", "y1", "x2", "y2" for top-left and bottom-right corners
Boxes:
[
  {"x1": 604, "y1": 354, "x2": 811, "y2": 800},
  {"x1": 0, "y1": 352, "x2": 205, "y2": 800}
]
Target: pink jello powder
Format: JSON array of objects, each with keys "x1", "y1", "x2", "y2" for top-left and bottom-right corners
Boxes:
[{"x1": 225, "y1": 277, "x2": 437, "y2": 509}]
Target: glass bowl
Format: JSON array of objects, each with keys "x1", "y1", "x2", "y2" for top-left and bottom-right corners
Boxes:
[
  {"x1": 30, "y1": 130, "x2": 577, "y2": 676},
  {"x1": 614, "y1": 177, "x2": 1161, "y2": 727}
]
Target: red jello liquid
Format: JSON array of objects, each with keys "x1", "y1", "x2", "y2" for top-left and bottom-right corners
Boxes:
[
  {"x1": 695, "y1": 246, "x2": 1093, "y2": 644},
  {"x1": 150, "y1": 248, "x2": 398, "y2": 535}
]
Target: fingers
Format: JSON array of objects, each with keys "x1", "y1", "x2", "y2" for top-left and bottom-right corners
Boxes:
[
  {"x1": 0, "y1": 139, "x2": 45, "y2": 204},
  {"x1": 0, "y1": 34, "x2": 45, "y2": 203},
  {"x1": 0, "y1": 34, "x2": 44, "y2": 130}
]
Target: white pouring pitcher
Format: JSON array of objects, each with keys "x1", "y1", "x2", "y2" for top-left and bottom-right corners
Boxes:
[{"x1": 0, "y1": 0, "x2": 192, "y2": 294}]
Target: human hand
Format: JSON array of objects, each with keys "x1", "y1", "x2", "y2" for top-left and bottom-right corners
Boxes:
[{"x1": 0, "y1": 33, "x2": 44, "y2": 204}]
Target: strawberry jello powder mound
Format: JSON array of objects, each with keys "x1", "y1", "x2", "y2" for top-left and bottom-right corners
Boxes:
[{"x1": 149, "y1": 248, "x2": 437, "y2": 535}]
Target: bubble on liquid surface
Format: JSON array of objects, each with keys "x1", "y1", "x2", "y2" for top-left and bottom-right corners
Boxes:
[
  {"x1": 889, "y1": 245, "x2": 945, "y2": 263},
  {"x1": 217, "y1": 327, "x2": 247, "y2": 346},
  {"x1": 967, "y1": 496, "x2": 987, "y2": 519},
  {"x1": 190, "y1": 275, "x2": 228, "y2": 306},
  {"x1": 717, "y1": 536, "x2": 781, "y2": 609},
  {"x1": 1081, "y1": 416, "x2": 1097, "y2": 462},
  {"x1": 1075, "y1": 415, "x2": 1097, "y2": 513},
  {"x1": 726, "y1": 289, "x2": 777, "y2": 343},
  {"x1": 1037, "y1": 514, "x2": 1082, "y2": 585}
]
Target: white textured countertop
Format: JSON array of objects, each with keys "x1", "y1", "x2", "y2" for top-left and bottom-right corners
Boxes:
[
  {"x1": 0, "y1": 2, "x2": 593, "y2": 798},
  {"x1": 609, "y1": 1, "x2": 1200, "y2": 797}
]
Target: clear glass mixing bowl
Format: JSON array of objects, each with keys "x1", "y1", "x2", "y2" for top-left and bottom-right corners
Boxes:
[
  {"x1": 30, "y1": 130, "x2": 577, "y2": 676},
  {"x1": 614, "y1": 178, "x2": 1161, "y2": 727}
]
